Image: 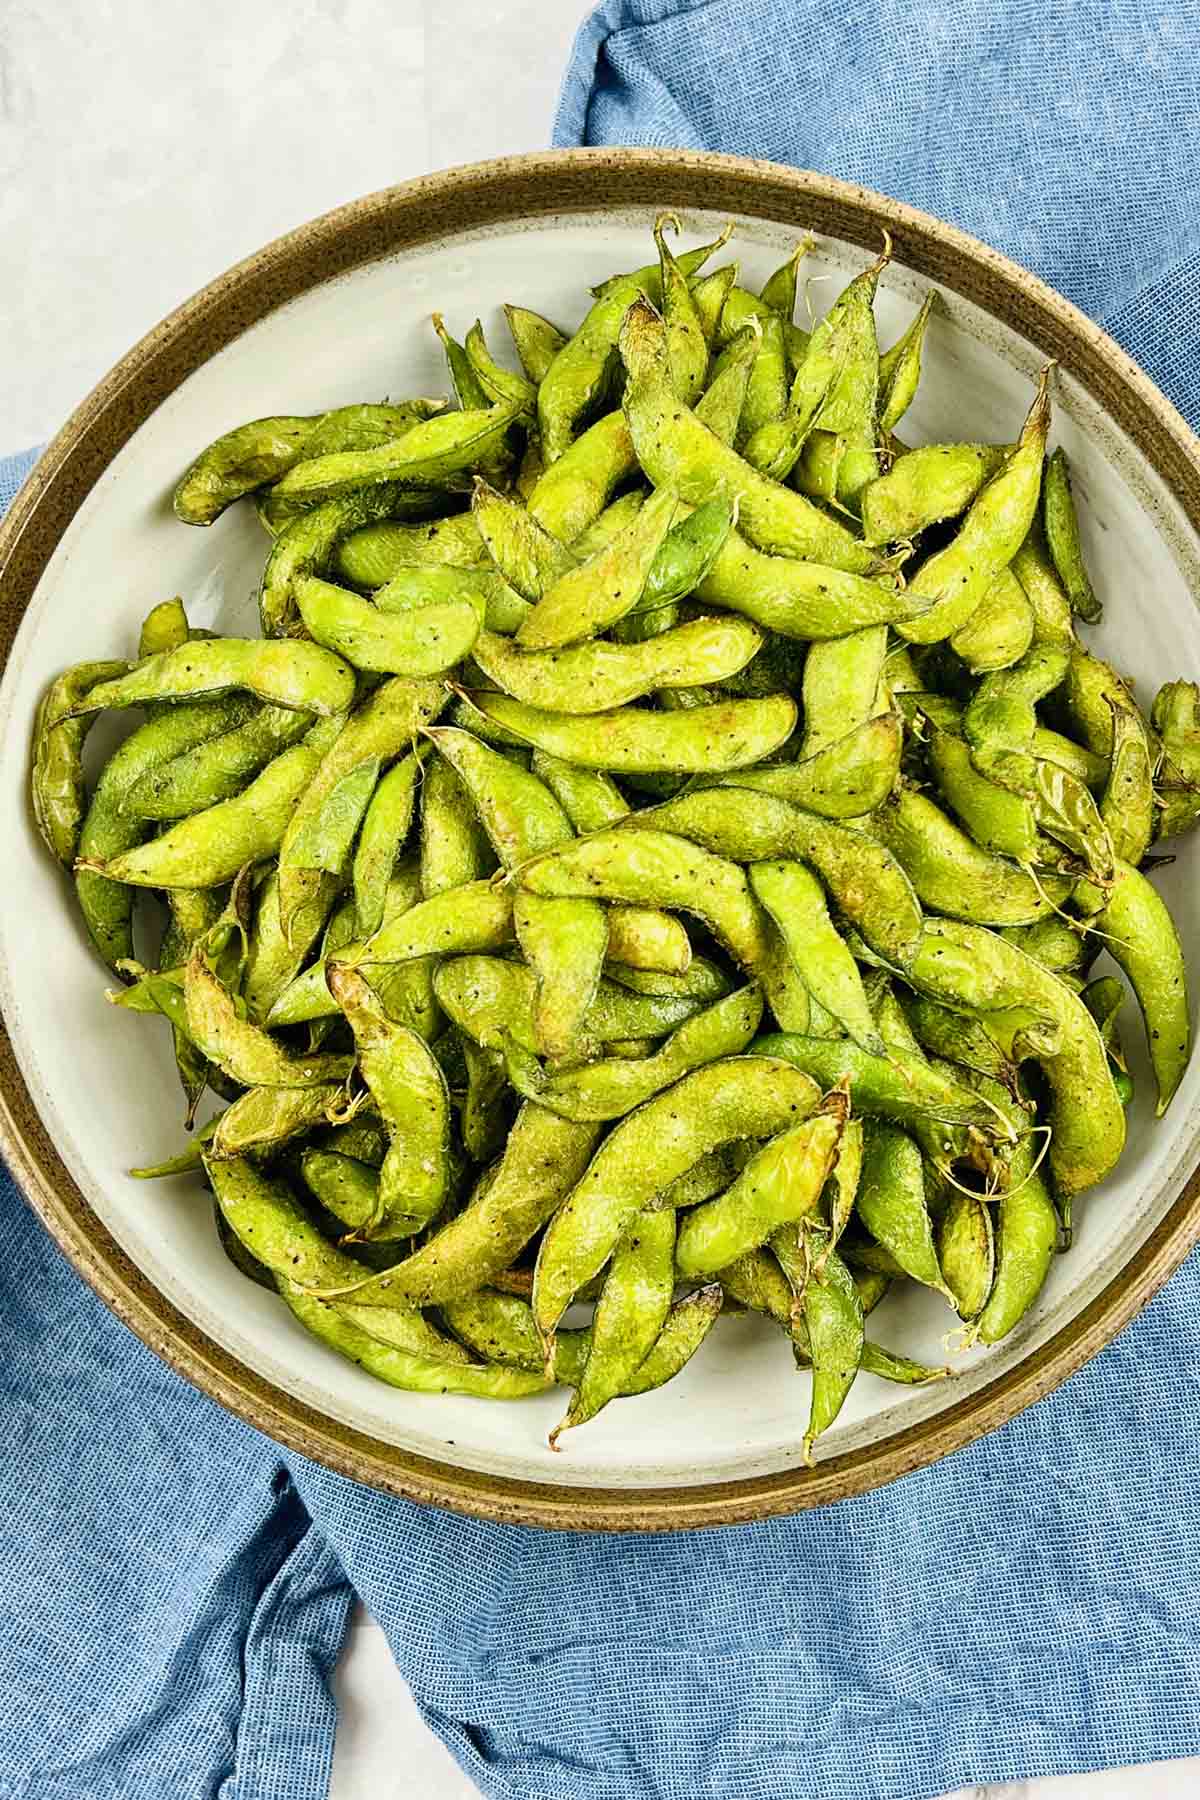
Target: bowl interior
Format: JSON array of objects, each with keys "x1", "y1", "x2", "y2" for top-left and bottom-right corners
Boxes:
[{"x1": 3, "y1": 201, "x2": 1199, "y2": 1500}]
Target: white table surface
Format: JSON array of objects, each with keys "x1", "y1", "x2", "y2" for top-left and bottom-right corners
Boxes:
[{"x1": 5, "y1": 4, "x2": 1198, "y2": 1796}]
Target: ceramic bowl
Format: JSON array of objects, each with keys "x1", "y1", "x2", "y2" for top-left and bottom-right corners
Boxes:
[{"x1": 2, "y1": 150, "x2": 1198, "y2": 1529}]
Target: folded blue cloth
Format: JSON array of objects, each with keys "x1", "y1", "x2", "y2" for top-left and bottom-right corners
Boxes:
[{"x1": 4, "y1": 5, "x2": 1200, "y2": 1795}]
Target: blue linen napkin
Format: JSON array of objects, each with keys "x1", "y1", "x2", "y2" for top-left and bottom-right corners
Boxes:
[{"x1": 4, "y1": 4, "x2": 1200, "y2": 1793}]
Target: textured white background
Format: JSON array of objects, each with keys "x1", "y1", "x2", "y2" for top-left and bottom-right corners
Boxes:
[{"x1": 3, "y1": 3, "x2": 1198, "y2": 1796}]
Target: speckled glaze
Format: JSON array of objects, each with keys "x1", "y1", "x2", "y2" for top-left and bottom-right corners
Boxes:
[{"x1": 3, "y1": 150, "x2": 1200, "y2": 1530}]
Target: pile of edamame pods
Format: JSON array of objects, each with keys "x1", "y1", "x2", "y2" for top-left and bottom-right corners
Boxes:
[{"x1": 31, "y1": 215, "x2": 1197, "y2": 1460}]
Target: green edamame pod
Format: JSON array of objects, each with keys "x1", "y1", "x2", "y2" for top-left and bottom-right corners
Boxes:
[
  {"x1": 515, "y1": 486, "x2": 678, "y2": 649},
  {"x1": 978, "y1": 1087, "x2": 1057, "y2": 1346},
  {"x1": 31, "y1": 659, "x2": 129, "y2": 866},
  {"x1": 503, "y1": 303, "x2": 568, "y2": 384},
  {"x1": 896, "y1": 372, "x2": 1049, "y2": 643},
  {"x1": 242, "y1": 867, "x2": 341, "y2": 1025},
  {"x1": 460, "y1": 1037, "x2": 510, "y2": 1165},
  {"x1": 329, "y1": 1105, "x2": 601, "y2": 1308},
  {"x1": 463, "y1": 320, "x2": 536, "y2": 414},
  {"x1": 434, "y1": 956, "x2": 706, "y2": 1056},
  {"x1": 1084, "y1": 860, "x2": 1190, "y2": 1115},
  {"x1": 1063, "y1": 647, "x2": 1150, "y2": 759},
  {"x1": 1152, "y1": 680, "x2": 1200, "y2": 838},
  {"x1": 713, "y1": 712, "x2": 902, "y2": 820},
  {"x1": 80, "y1": 723, "x2": 322, "y2": 896},
  {"x1": 62, "y1": 638, "x2": 354, "y2": 719},
  {"x1": 1043, "y1": 447, "x2": 1101, "y2": 622},
  {"x1": 537, "y1": 228, "x2": 730, "y2": 462},
  {"x1": 352, "y1": 751, "x2": 423, "y2": 935},
  {"x1": 749, "y1": 860, "x2": 886, "y2": 1054},
  {"x1": 871, "y1": 785, "x2": 1071, "y2": 925},
  {"x1": 800, "y1": 627, "x2": 887, "y2": 758},
  {"x1": 857, "y1": 1122, "x2": 953, "y2": 1302},
  {"x1": 927, "y1": 724, "x2": 1041, "y2": 863},
  {"x1": 261, "y1": 488, "x2": 423, "y2": 636},
  {"x1": 860, "y1": 443, "x2": 1009, "y2": 546},
  {"x1": 208, "y1": 1083, "x2": 341, "y2": 1160},
  {"x1": 619, "y1": 297, "x2": 876, "y2": 573},
  {"x1": 327, "y1": 964, "x2": 451, "y2": 1238},
  {"x1": 695, "y1": 323, "x2": 761, "y2": 446},
  {"x1": 737, "y1": 312, "x2": 789, "y2": 447},
  {"x1": 300, "y1": 1150, "x2": 382, "y2": 1234},
  {"x1": 474, "y1": 615, "x2": 762, "y2": 714},
  {"x1": 419, "y1": 755, "x2": 493, "y2": 897},
  {"x1": 906, "y1": 919, "x2": 1125, "y2": 1196},
  {"x1": 334, "y1": 513, "x2": 486, "y2": 588},
  {"x1": 675, "y1": 1104, "x2": 844, "y2": 1278},
  {"x1": 877, "y1": 293, "x2": 934, "y2": 432},
  {"x1": 472, "y1": 479, "x2": 575, "y2": 601},
  {"x1": 552, "y1": 1208, "x2": 677, "y2": 1439},
  {"x1": 281, "y1": 1284, "x2": 551, "y2": 1398},
  {"x1": 752, "y1": 1030, "x2": 1000, "y2": 1172},
  {"x1": 797, "y1": 245, "x2": 888, "y2": 509},
  {"x1": 654, "y1": 213, "x2": 710, "y2": 404},
  {"x1": 209, "y1": 1156, "x2": 368, "y2": 1288},
  {"x1": 174, "y1": 416, "x2": 317, "y2": 524},
  {"x1": 294, "y1": 574, "x2": 481, "y2": 676},
  {"x1": 185, "y1": 953, "x2": 351, "y2": 1090},
  {"x1": 949, "y1": 567, "x2": 1035, "y2": 673},
  {"x1": 137, "y1": 597, "x2": 189, "y2": 657},
  {"x1": 460, "y1": 688, "x2": 796, "y2": 775},
  {"x1": 278, "y1": 676, "x2": 443, "y2": 928},
  {"x1": 533, "y1": 1055, "x2": 822, "y2": 1335},
  {"x1": 519, "y1": 827, "x2": 772, "y2": 981},
  {"x1": 510, "y1": 986, "x2": 764, "y2": 1122},
  {"x1": 695, "y1": 528, "x2": 929, "y2": 638},
  {"x1": 530, "y1": 751, "x2": 628, "y2": 833},
  {"x1": 937, "y1": 1191, "x2": 995, "y2": 1321},
  {"x1": 1097, "y1": 701, "x2": 1155, "y2": 867},
  {"x1": 121, "y1": 702, "x2": 308, "y2": 821},
  {"x1": 527, "y1": 411, "x2": 639, "y2": 544},
  {"x1": 802, "y1": 1245, "x2": 864, "y2": 1462},
  {"x1": 267, "y1": 402, "x2": 521, "y2": 508},
  {"x1": 618, "y1": 789, "x2": 923, "y2": 966}
]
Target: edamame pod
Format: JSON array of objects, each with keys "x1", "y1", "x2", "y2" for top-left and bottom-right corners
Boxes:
[
  {"x1": 802, "y1": 1245, "x2": 864, "y2": 1461},
  {"x1": 860, "y1": 443, "x2": 1008, "y2": 546},
  {"x1": 1043, "y1": 447, "x2": 1101, "y2": 621},
  {"x1": 749, "y1": 860, "x2": 886, "y2": 1054},
  {"x1": 878, "y1": 293, "x2": 934, "y2": 432},
  {"x1": 871, "y1": 786, "x2": 1071, "y2": 925},
  {"x1": 532, "y1": 1055, "x2": 822, "y2": 1335},
  {"x1": 473, "y1": 615, "x2": 763, "y2": 714},
  {"x1": 294, "y1": 574, "x2": 481, "y2": 675},
  {"x1": 185, "y1": 953, "x2": 352, "y2": 1089},
  {"x1": 619, "y1": 297, "x2": 875, "y2": 573},
  {"x1": 515, "y1": 486, "x2": 678, "y2": 648},
  {"x1": 121, "y1": 702, "x2": 308, "y2": 821},
  {"x1": 268, "y1": 403, "x2": 522, "y2": 507},
  {"x1": 327, "y1": 964, "x2": 451, "y2": 1238},
  {"x1": 325, "y1": 1105, "x2": 601, "y2": 1308},
  {"x1": 174, "y1": 416, "x2": 317, "y2": 524},
  {"x1": 509, "y1": 985, "x2": 764, "y2": 1122},
  {"x1": 80, "y1": 738, "x2": 327, "y2": 890},
  {"x1": 675, "y1": 1106, "x2": 844, "y2": 1278},
  {"x1": 712, "y1": 712, "x2": 902, "y2": 819},
  {"x1": 906, "y1": 919, "x2": 1125, "y2": 1195},
  {"x1": 896, "y1": 375, "x2": 1049, "y2": 643},
  {"x1": 1084, "y1": 860, "x2": 1190, "y2": 1115},
  {"x1": 617, "y1": 788, "x2": 923, "y2": 965},
  {"x1": 856, "y1": 1122, "x2": 953, "y2": 1301},
  {"x1": 60, "y1": 637, "x2": 355, "y2": 719},
  {"x1": 334, "y1": 513, "x2": 486, "y2": 588},
  {"x1": 518, "y1": 828, "x2": 773, "y2": 980},
  {"x1": 459, "y1": 689, "x2": 796, "y2": 774},
  {"x1": 552, "y1": 1208, "x2": 677, "y2": 1440},
  {"x1": 31, "y1": 660, "x2": 129, "y2": 865},
  {"x1": 1152, "y1": 680, "x2": 1200, "y2": 838},
  {"x1": 208, "y1": 1083, "x2": 341, "y2": 1160}
]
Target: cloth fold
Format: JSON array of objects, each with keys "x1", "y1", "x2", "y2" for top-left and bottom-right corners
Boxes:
[{"x1": 4, "y1": 3, "x2": 1200, "y2": 1796}]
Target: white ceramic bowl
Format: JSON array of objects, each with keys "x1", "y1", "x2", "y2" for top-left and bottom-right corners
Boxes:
[{"x1": 2, "y1": 152, "x2": 1198, "y2": 1527}]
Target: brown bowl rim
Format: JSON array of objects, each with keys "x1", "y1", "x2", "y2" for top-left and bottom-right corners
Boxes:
[{"x1": 3, "y1": 146, "x2": 1199, "y2": 1531}]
